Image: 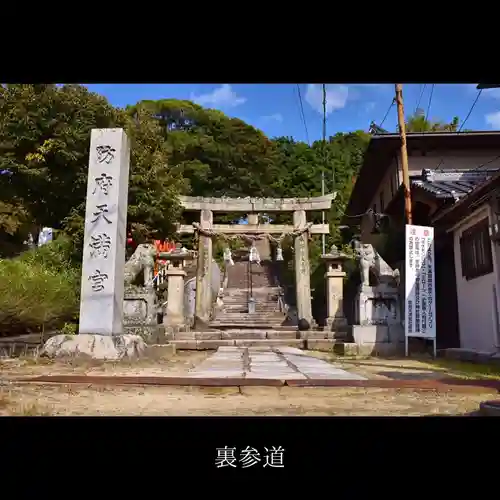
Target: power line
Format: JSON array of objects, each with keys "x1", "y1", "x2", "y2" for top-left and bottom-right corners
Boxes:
[
  {"x1": 458, "y1": 89, "x2": 483, "y2": 133},
  {"x1": 415, "y1": 84, "x2": 427, "y2": 113},
  {"x1": 379, "y1": 98, "x2": 396, "y2": 130},
  {"x1": 435, "y1": 89, "x2": 484, "y2": 171},
  {"x1": 424, "y1": 83, "x2": 435, "y2": 123},
  {"x1": 321, "y1": 84, "x2": 327, "y2": 254},
  {"x1": 472, "y1": 153, "x2": 500, "y2": 171},
  {"x1": 295, "y1": 84, "x2": 310, "y2": 144}
]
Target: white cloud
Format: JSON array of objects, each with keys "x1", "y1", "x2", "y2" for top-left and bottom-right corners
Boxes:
[
  {"x1": 190, "y1": 84, "x2": 246, "y2": 108},
  {"x1": 262, "y1": 113, "x2": 283, "y2": 123},
  {"x1": 365, "y1": 102, "x2": 376, "y2": 113},
  {"x1": 468, "y1": 84, "x2": 500, "y2": 99},
  {"x1": 485, "y1": 111, "x2": 500, "y2": 129},
  {"x1": 305, "y1": 84, "x2": 349, "y2": 115},
  {"x1": 484, "y1": 88, "x2": 500, "y2": 99}
]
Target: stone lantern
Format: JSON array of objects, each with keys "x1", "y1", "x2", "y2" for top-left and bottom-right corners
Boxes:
[
  {"x1": 321, "y1": 245, "x2": 349, "y2": 332},
  {"x1": 158, "y1": 249, "x2": 194, "y2": 328}
]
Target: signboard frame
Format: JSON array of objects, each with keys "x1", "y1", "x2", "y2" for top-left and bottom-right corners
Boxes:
[{"x1": 404, "y1": 224, "x2": 437, "y2": 357}]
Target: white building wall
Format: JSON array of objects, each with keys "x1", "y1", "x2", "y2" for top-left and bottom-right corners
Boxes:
[{"x1": 452, "y1": 204, "x2": 500, "y2": 352}]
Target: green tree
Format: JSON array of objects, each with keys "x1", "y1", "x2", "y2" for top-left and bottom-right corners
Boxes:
[
  {"x1": 0, "y1": 85, "x2": 185, "y2": 255},
  {"x1": 404, "y1": 109, "x2": 460, "y2": 132},
  {"x1": 128, "y1": 99, "x2": 282, "y2": 202}
]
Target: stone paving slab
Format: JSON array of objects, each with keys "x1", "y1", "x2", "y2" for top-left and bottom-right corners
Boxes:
[{"x1": 187, "y1": 346, "x2": 367, "y2": 381}]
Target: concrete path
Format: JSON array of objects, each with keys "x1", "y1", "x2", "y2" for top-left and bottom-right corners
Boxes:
[{"x1": 186, "y1": 346, "x2": 367, "y2": 380}]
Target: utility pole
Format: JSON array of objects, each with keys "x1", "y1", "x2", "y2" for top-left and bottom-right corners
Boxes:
[
  {"x1": 321, "y1": 83, "x2": 327, "y2": 254},
  {"x1": 395, "y1": 83, "x2": 413, "y2": 225}
]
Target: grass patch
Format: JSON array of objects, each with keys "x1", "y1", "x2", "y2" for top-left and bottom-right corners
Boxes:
[
  {"x1": 0, "y1": 237, "x2": 80, "y2": 336},
  {"x1": 8, "y1": 403, "x2": 52, "y2": 416},
  {"x1": 336, "y1": 354, "x2": 500, "y2": 381},
  {"x1": 418, "y1": 358, "x2": 500, "y2": 380}
]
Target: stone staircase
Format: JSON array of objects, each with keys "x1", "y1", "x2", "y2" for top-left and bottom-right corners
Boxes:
[{"x1": 168, "y1": 259, "x2": 305, "y2": 350}]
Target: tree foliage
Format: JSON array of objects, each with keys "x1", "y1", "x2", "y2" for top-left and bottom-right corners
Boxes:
[
  {"x1": 404, "y1": 109, "x2": 460, "y2": 132},
  {"x1": 127, "y1": 99, "x2": 281, "y2": 201},
  {"x1": 0, "y1": 86, "x2": 469, "y2": 332},
  {"x1": 0, "y1": 85, "x2": 186, "y2": 256}
]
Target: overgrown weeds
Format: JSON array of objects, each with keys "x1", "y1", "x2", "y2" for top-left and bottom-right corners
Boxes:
[{"x1": 0, "y1": 237, "x2": 80, "y2": 336}]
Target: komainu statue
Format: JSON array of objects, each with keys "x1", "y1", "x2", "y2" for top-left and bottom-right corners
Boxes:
[
  {"x1": 353, "y1": 240, "x2": 400, "y2": 287},
  {"x1": 124, "y1": 243, "x2": 156, "y2": 286}
]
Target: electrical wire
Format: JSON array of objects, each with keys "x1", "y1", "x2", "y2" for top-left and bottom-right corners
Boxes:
[
  {"x1": 295, "y1": 84, "x2": 310, "y2": 144},
  {"x1": 435, "y1": 88, "x2": 484, "y2": 171},
  {"x1": 424, "y1": 83, "x2": 435, "y2": 124},
  {"x1": 321, "y1": 84, "x2": 327, "y2": 254},
  {"x1": 471, "y1": 154, "x2": 500, "y2": 171},
  {"x1": 415, "y1": 84, "x2": 427, "y2": 113},
  {"x1": 457, "y1": 89, "x2": 483, "y2": 133},
  {"x1": 378, "y1": 98, "x2": 396, "y2": 130}
]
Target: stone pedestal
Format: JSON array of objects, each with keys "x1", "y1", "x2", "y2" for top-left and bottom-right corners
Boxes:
[
  {"x1": 350, "y1": 283, "x2": 404, "y2": 356},
  {"x1": 195, "y1": 209, "x2": 213, "y2": 322},
  {"x1": 354, "y1": 284, "x2": 401, "y2": 326},
  {"x1": 123, "y1": 284, "x2": 159, "y2": 341},
  {"x1": 79, "y1": 128, "x2": 130, "y2": 336},
  {"x1": 293, "y1": 210, "x2": 312, "y2": 325},
  {"x1": 164, "y1": 268, "x2": 187, "y2": 327},
  {"x1": 41, "y1": 334, "x2": 147, "y2": 360}
]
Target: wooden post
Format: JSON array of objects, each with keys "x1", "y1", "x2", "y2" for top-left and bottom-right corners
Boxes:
[{"x1": 395, "y1": 84, "x2": 413, "y2": 225}]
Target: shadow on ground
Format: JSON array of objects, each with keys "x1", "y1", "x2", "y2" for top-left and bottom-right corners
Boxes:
[
  {"x1": 377, "y1": 371, "x2": 444, "y2": 381},
  {"x1": 341, "y1": 360, "x2": 440, "y2": 372}
]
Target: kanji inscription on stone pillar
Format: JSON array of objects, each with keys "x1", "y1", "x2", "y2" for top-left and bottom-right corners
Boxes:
[{"x1": 79, "y1": 129, "x2": 130, "y2": 335}]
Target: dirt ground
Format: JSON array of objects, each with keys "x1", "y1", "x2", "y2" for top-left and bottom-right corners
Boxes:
[
  {"x1": 0, "y1": 383, "x2": 492, "y2": 416},
  {"x1": 0, "y1": 350, "x2": 497, "y2": 416}
]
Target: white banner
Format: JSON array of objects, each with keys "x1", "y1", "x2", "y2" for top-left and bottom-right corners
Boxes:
[{"x1": 405, "y1": 225, "x2": 436, "y2": 339}]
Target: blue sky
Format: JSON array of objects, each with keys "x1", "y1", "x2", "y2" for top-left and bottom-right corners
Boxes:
[{"x1": 85, "y1": 83, "x2": 500, "y2": 142}]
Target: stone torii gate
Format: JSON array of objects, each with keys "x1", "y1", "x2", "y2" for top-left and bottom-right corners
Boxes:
[{"x1": 177, "y1": 194, "x2": 335, "y2": 326}]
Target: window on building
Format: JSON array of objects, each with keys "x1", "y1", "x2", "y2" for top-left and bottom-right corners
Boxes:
[
  {"x1": 379, "y1": 191, "x2": 385, "y2": 212},
  {"x1": 459, "y1": 218, "x2": 493, "y2": 280}
]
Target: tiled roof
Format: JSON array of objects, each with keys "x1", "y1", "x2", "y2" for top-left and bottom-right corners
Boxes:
[{"x1": 411, "y1": 169, "x2": 499, "y2": 201}]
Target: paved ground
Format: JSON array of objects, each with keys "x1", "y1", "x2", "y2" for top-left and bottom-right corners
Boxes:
[
  {"x1": 1, "y1": 349, "x2": 498, "y2": 415},
  {"x1": 187, "y1": 346, "x2": 366, "y2": 380}
]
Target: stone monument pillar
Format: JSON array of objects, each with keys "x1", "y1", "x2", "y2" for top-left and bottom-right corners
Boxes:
[
  {"x1": 322, "y1": 246, "x2": 348, "y2": 333},
  {"x1": 79, "y1": 128, "x2": 130, "y2": 336},
  {"x1": 293, "y1": 209, "x2": 312, "y2": 325},
  {"x1": 195, "y1": 209, "x2": 213, "y2": 322}
]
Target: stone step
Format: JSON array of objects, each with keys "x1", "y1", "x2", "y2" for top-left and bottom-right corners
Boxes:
[
  {"x1": 212, "y1": 314, "x2": 285, "y2": 321},
  {"x1": 209, "y1": 322, "x2": 286, "y2": 329},
  {"x1": 299, "y1": 331, "x2": 349, "y2": 340},
  {"x1": 222, "y1": 303, "x2": 279, "y2": 310},
  {"x1": 215, "y1": 312, "x2": 284, "y2": 319},
  {"x1": 169, "y1": 339, "x2": 305, "y2": 350},
  {"x1": 223, "y1": 303, "x2": 279, "y2": 309},
  {"x1": 214, "y1": 317, "x2": 285, "y2": 322},
  {"x1": 168, "y1": 330, "x2": 299, "y2": 341},
  {"x1": 225, "y1": 287, "x2": 282, "y2": 295},
  {"x1": 224, "y1": 297, "x2": 280, "y2": 302}
]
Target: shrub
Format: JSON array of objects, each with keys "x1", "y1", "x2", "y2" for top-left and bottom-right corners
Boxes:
[{"x1": 0, "y1": 237, "x2": 80, "y2": 336}]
